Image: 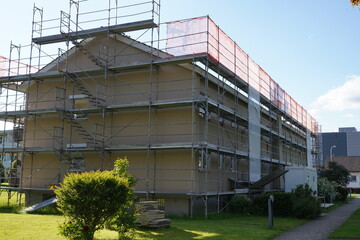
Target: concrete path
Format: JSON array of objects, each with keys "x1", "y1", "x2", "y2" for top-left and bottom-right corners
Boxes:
[{"x1": 273, "y1": 197, "x2": 360, "y2": 240}]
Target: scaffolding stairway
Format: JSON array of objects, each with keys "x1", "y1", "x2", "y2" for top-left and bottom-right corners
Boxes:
[
  {"x1": 61, "y1": 110, "x2": 102, "y2": 148},
  {"x1": 60, "y1": 70, "x2": 106, "y2": 108},
  {"x1": 54, "y1": 148, "x2": 87, "y2": 172},
  {"x1": 69, "y1": 38, "x2": 108, "y2": 70}
]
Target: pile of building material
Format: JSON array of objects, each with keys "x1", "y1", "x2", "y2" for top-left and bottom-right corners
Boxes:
[{"x1": 135, "y1": 201, "x2": 171, "y2": 228}]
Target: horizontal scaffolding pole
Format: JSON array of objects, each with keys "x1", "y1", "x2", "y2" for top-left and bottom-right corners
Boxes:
[{"x1": 0, "y1": 53, "x2": 208, "y2": 84}]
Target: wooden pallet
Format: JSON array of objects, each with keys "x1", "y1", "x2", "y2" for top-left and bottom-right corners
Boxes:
[{"x1": 135, "y1": 201, "x2": 171, "y2": 228}]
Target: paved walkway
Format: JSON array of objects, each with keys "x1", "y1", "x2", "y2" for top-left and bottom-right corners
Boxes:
[{"x1": 273, "y1": 197, "x2": 360, "y2": 240}]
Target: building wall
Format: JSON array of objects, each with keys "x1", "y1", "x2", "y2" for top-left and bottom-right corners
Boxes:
[
  {"x1": 347, "y1": 132, "x2": 360, "y2": 156},
  {"x1": 321, "y1": 130, "x2": 360, "y2": 164},
  {"x1": 322, "y1": 132, "x2": 347, "y2": 162},
  {"x1": 7, "y1": 33, "x2": 317, "y2": 214},
  {"x1": 348, "y1": 172, "x2": 360, "y2": 189}
]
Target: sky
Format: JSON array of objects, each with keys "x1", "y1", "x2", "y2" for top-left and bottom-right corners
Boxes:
[{"x1": 1, "y1": 0, "x2": 360, "y2": 133}]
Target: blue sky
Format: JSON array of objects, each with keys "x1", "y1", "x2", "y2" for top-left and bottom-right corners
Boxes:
[{"x1": 1, "y1": 0, "x2": 360, "y2": 133}]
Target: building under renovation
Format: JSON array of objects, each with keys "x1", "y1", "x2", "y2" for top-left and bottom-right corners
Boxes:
[{"x1": 0, "y1": 1, "x2": 319, "y2": 216}]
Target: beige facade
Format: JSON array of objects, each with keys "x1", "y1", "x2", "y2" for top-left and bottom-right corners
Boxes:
[{"x1": 0, "y1": 2, "x2": 319, "y2": 216}]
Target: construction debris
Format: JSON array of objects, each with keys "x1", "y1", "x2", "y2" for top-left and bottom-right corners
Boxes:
[{"x1": 135, "y1": 201, "x2": 171, "y2": 228}]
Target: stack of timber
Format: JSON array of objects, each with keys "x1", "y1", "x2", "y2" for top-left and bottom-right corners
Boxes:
[{"x1": 135, "y1": 201, "x2": 171, "y2": 228}]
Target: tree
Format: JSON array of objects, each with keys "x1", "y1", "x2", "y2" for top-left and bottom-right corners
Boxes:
[
  {"x1": 319, "y1": 162, "x2": 350, "y2": 187},
  {"x1": 55, "y1": 169, "x2": 132, "y2": 240},
  {"x1": 351, "y1": 0, "x2": 360, "y2": 6},
  {"x1": 109, "y1": 157, "x2": 137, "y2": 238},
  {"x1": 317, "y1": 177, "x2": 338, "y2": 201}
]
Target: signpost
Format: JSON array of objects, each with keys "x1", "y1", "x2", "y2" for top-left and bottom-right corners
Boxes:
[{"x1": 268, "y1": 195, "x2": 274, "y2": 228}]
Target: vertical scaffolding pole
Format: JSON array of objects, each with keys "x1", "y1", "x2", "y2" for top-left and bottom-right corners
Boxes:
[
  {"x1": 190, "y1": 56, "x2": 196, "y2": 218},
  {"x1": 145, "y1": 0, "x2": 160, "y2": 200}
]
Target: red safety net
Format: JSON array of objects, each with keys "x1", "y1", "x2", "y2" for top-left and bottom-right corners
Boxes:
[
  {"x1": 0, "y1": 56, "x2": 38, "y2": 77},
  {"x1": 166, "y1": 16, "x2": 318, "y2": 134}
]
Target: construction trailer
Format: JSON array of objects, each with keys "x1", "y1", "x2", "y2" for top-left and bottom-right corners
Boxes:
[{"x1": 0, "y1": 0, "x2": 319, "y2": 216}]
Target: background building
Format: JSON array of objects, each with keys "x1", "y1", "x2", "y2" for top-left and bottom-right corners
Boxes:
[
  {"x1": 322, "y1": 127, "x2": 360, "y2": 166},
  {"x1": 323, "y1": 156, "x2": 360, "y2": 192},
  {"x1": 0, "y1": 0, "x2": 319, "y2": 216}
]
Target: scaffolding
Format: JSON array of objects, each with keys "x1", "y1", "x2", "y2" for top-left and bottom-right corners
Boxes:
[{"x1": 0, "y1": 1, "x2": 319, "y2": 217}]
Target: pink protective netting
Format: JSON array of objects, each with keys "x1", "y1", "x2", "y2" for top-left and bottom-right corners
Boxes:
[
  {"x1": 0, "y1": 56, "x2": 38, "y2": 77},
  {"x1": 0, "y1": 56, "x2": 8, "y2": 78},
  {"x1": 166, "y1": 16, "x2": 318, "y2": 133}
]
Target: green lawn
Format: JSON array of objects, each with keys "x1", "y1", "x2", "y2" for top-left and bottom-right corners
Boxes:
[
  {"x1": 0, "y1": 212, "x2": 307, "y2": 240},
  {"x1": 0, "y1": 192, "x2": 307, "y2": 240},
  {"x1": 138, "y1": 216, "x2": 306, "y2": 240},
  {"x1": 329, "y1": 208, "x2": 360, "y2": 239}
]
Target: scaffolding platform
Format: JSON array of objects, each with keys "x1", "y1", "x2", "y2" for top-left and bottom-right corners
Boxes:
[{"x1": 32, "y1": 19, "x2": 156, "y2": 45}]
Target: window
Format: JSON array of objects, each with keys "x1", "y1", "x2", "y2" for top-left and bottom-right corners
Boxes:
[
  {"x1": 218, "y1": 154, "x2": 223, "y2": 169},
  {"x1": 69, "y1": 157, "x2": 85, "y2": 172},
  {"x1": 231, "y1": 157, "x2": 237, "y2": 172},
  {"x1": 349, "y1": 175, "x2": 357, "y2": 182},
  {"x1": 198, "y1": 150, "x2": 207, "y2": 171}
]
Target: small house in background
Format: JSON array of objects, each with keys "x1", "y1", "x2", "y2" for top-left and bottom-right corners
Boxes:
[
  {"x1": 0, "y1": 129, "x2": 19, "y2": 183},
  {"x1": 324, "y1": 156, "x2": 360, "y2": 193},
  {"x1": 0, "y1": 130, "x2": 18, "y2": 168}
]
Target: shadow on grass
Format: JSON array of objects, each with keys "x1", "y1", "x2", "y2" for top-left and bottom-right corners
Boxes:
[
  {"x1": 0, "y1": 205, "x2": 20, "y2": 213},
  {"x1": 136, "y1": 225, "x2": 218, "y2": 240},
  {"x1": 134, "y1": 215, "x2": 280, "y2": 240}
]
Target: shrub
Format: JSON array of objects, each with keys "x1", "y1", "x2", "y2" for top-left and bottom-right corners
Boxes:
[
  {"x1": 250, "y1": 185, "x2": 321, "y2": 219},
  {"x1": 55, "y1": 170, "x2": 132, "y2": 240},
  {"x1": 335, "y1": 187, "x2": 348, "y2": 202},
  {"x1": 292, "y1": 183, "x2": 315, "y2": 199},
  {"x1": 252, "y1": 192, "x2": 293, "y2": 217},
  {"x1": 108, "y1": 158, "x2": 137, "y2": 238},
  {"x1": 292, "y1": 197, "x2": 321, "y2": 219},
  {"x1": 251, "y1": 193, "x2": 269, "y2": 216},
  {"x1": 108, "y1": 209, "x2": 137, "y2": 239},
  {"x1": 228, "y1": 195, "x2": 252, "y2": 215}
]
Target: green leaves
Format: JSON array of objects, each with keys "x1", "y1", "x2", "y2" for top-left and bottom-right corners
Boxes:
[
  {"x1": 319, "y1": 162, "x2": 350, "y2": 187},
  {"x1": 55, "y1": 158, "x2": 135, "y2": 240}
]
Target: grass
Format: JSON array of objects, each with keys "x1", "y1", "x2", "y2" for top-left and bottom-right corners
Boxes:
[
  {"x1": 0, "y1": 212, "x2": 307, "y2": 240},
  {"x1": 3, "y1": 190, "x2": 358, "y2": 240},
  {"x1": 137, "y1": 215, "x2": 307, "y2": 240},
  {"x1": 0, "y1": 189, "x2": 26, "y2": 213},
  {"x1": 1, "y1": 189, "x2": 358, "y2": 240},
  {"x1": 0, "y1": 192, "x2": 307, "y2": 240},
  {"x1": 0, "y1": 212, "x2": 122, "y2": 240},
  {"x1": 329, "y1": 208, "x2": 360, "y2": 239}
]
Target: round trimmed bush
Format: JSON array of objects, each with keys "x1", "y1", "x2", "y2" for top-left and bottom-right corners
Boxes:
[{"x1": 55, "y1": 170, "x2": 132, "y2": 240}]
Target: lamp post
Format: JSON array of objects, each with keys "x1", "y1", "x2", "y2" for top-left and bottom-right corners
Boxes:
[{"x1": 330, "y1": 145, "x2": 336, "y2": 162}]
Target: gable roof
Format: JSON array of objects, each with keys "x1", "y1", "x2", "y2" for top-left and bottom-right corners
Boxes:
[
  {"x1": 40, "y1": 33, "x2": 171, "y2": 74},
  {"x1": 324, "y1": 156, "x2": 360, "y2": 172}
]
